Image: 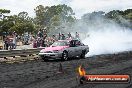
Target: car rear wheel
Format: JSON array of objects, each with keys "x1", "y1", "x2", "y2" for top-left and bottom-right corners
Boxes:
[
  {"x1": 62, "y1": 51, "x2": 68, "y2": 61},
  {"x1": 80, "y1": 50, "x2": 86, "y2": 59}
]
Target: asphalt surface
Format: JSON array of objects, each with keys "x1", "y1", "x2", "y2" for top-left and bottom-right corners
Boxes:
[{"x1": 0, "y1": 52, "x2": 132, "y2": 88}]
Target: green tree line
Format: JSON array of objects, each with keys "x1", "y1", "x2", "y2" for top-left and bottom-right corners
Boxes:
[{"x1": 0, "y1": 5, "x2": 132, "y2": 35}]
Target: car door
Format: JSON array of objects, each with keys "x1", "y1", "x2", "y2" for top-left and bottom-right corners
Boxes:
[
  {"x1": 67, "y1": 40, "x2": 77, "y2": 57},
  {"x1": 75, "y1": 40, "x2": 83, "y2": 56}
]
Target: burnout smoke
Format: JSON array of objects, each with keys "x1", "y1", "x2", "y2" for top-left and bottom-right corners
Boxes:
[
  {"x1": 82, "y1": 27, "x2": 132, "y2": 57},
  {"x1": 68, "y1": 13, "x2": 132, "y2": 57},
  {"x1": 48, "y1": 9, "x2": 132, "y2": 57}
]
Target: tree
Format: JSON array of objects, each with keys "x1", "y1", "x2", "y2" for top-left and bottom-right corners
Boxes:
[
  {"x1": 10, "y1": 22, "x2": 35, "y2": 34},
  {"x1": 34, "y1": 5, "x2": 47, "y2": 29},
  {"x1": 34, "y1": 4, "x2": 75, "y2": 33},
  {"x1": 10, "y1": 12, "x2": 35, "y2": 34},
  {"x1": 105, "y1": 9, "x2": 132, "y2": 28},
  {"x1": 81, "y1": 11, "x2": 105, "y2": 25},
  {"x1": 0, "y1": 9, "x2": 10, "y2": 14},
  {"x1": 0, "y1": 9, "x2": 11, "y2": 34}
]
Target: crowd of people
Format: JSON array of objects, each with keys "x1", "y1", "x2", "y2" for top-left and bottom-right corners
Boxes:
[
  {"x1": 33, "y1": 31, "x2": 80, "y2": 48},
  {"x1": 4, "y1": 32, "x2": 17, "y2": 50},
  {"x1": 2, "y1": 30, "x2": 80, "y2": 50}
]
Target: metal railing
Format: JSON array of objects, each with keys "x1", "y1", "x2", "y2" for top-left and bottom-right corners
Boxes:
[{"x1": 0, "y1": 47, "x2": 45, "y2": 58}]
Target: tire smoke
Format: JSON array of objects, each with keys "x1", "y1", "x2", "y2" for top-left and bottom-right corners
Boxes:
[{"x1": 82, "y1": 27, "x2": 132, "y2": 57}]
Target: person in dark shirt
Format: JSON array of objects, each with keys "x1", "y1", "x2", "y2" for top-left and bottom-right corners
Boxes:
[
  {"x1": 41, "y1": 38, "x2": 45, "y2": 47},
  {"x1": 58, "y1": 33, "x2": 61, "y2": 40},
  {"x1": 52, "y1": 34, "x2": 56, "y2": 42},
  {"x1": 38, "y1": 30, "x2": 43, "y2": 38},
  {"x1": 4, "y1": 37, "x2": 9, "y2": 50},
  {"x1": 61, "y1": 34, "x2": 65, "y2": 40},
  {"x1": 68, "y1": 32, "x2": 72, "y2": 38}
]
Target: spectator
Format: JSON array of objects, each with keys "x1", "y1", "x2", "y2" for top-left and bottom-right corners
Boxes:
[
  {"x1": 58, "y1": 33, "x2": 61, "y2": 40},
  {"x1": 4, "y1": 37, "x2": 9, "y2": 50},
  {"x1": 75, "y1": 32, "x2": 79, "y2": 39},
  {"x1": 33, "y1": 37, "x2": 37, "y2": 48},
  {"x1": 43, "y1": 33, "x2": 47, "y2": 39},
  {"x1": 68, "y1": 32, "x2": 72, "y2": 38},
  {"x1": 23, "y1": 32, "x2": 29, "y2": 45},
  {"x1": 61, "y1": 34, "x2": 65, "y2": 40},
  {"x1": 12, "y1": 33, "x2": 17, "y2": 49},
  {"x1": 37, "y1": 30, "x2": 43, "y2": 38},
  {"x1": 41, "y1": 38, "x2": 45, "y2": 47},
  {"x1": 29, "y1": 33, "x2": 33, "y2": 44},
  {"x1": 46, "y1": 37, "x2": 52, "y2": 46},
  {"x1": 12, "y1": 31, "x2": 16, "y2": 35},
  {"x1": 52, "y1": 34, "x2": 57, "y2": 42},
  {"x1": 37, "y1": 37, "x2": 41, "y2": 47},
  {"x1": 9, "y1": 37, "x2": 13, "y2": 50}
]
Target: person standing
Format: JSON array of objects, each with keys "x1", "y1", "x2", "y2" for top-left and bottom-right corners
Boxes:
[
  {"x1": 4, "y1": 37, "x2": 9, "y2": 50},
  {"x1": 68, "y1": 32, "x2": 72, "y2": 39},
  {"x1": 52, "y1": 34, "x2": 57, "y2": 42},
  {"x1": 41, "y1": 38, "x2": 45, "y2": 47},
  {"x1": 38, "y1": 30, "x2": 43, "y2": 38},
  {"x1": 33, "y1": 37, "x2": 37, "y2": 48},
  {"x1": 75, "y1": 32, "x2": 79, "y2": 39},
  {"x1": 12, "y1": 33, "x2": 17, "y2": 49},
  {"x1": 58, "y1": 33, "x2": 61, "y2": 40},
  {"x1": 37, "y1": 37, "x2": 41, "y2": 47},
  {"x1": 61, "y1": 34, "x2": 65, "y2": 40}
]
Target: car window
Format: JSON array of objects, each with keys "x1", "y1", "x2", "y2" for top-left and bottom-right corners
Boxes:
[
  {"x1": 69, "y1": 40, "x2": 76, "y2": 47},
  {"x1": 75, "y1": 40, "x2": 81, "y2": 46}
]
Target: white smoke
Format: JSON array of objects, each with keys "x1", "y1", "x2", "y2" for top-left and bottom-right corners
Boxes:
[
  {"x1": 68, "y1": 0, "x2": 132, "y2": 56},
  {"x1": 82, "y1": 26, "x2": 132, "y2": 57},
  {"x1": 53, "y1": 11, "x2": 132, "y2": 57},
  {"x1": 63, "y1": 13, "x2": 132, "y2": 57}
]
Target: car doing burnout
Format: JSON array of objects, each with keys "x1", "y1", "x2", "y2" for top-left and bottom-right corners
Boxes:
[{"x1": 39, "y1": 39, "x2": 89, "y2": 61}]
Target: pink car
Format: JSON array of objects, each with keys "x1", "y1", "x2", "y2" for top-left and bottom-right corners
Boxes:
[{"x1": 39, "y1": 39, "x2": 89, "y2": 61}]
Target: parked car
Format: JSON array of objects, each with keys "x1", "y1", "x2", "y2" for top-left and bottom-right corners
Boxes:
[{"x1": 39, "y1": 39, "x2": 89, "y2": 61}]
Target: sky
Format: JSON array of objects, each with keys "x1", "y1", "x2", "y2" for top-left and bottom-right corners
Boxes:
[{"x1": 0, "y1": 0, "x2": 132, "y2": 18}]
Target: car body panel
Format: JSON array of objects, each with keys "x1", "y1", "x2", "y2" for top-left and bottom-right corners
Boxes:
[
  {"x1": 41, "y1": 46, "x2": 69, "y2": 52},
  {"x1": 39, "y1": 39, "x2": 89, "y2": 60},
  {"x1": 39, "y1": 52, "x2": 62, "y2": 58}
]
